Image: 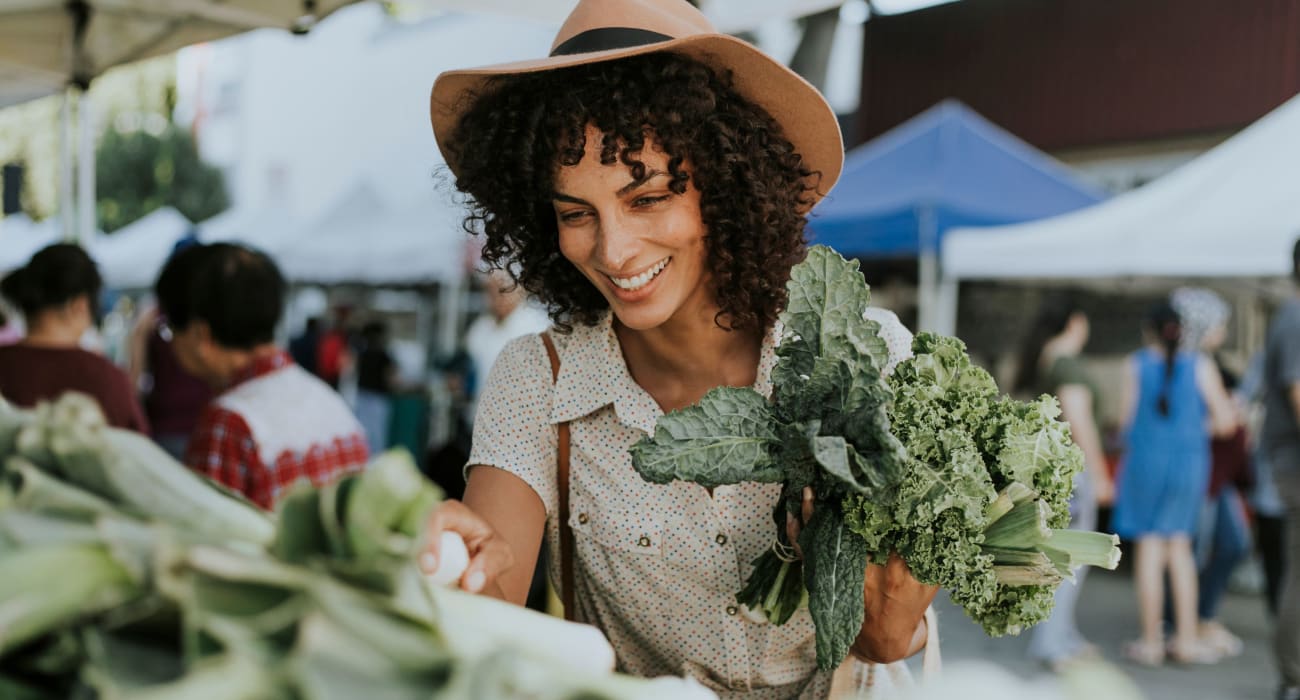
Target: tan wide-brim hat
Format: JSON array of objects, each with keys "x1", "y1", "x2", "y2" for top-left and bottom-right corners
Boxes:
[{"x1": 429, "y1": 0, "x2": 844, "y2": 201}]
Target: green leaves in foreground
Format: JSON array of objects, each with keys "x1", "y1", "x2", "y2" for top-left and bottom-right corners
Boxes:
[
  {"x1": 798, "y1": 506, "x2": 870, "y2": 667},
  {"x1": 629, "y1": 388, "x2": 783, "y2": 489}
]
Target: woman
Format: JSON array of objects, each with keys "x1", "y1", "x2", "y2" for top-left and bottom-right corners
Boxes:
[
  {"x1": 1112, "y1": 302, "x2": 1236, "y2": 666},
  {"x1": 420, "y1": 1, "x2": 935, "y2": 696},
  {"x1": 0, "y1": 243, "x2": 148, "y2": 433},
  {"x1": 1014, "y1": 296, "x2": 1113, "y2": 672},
  {"x1": 1170, "y1": 286, "x2": 1252, "y2": 657}
]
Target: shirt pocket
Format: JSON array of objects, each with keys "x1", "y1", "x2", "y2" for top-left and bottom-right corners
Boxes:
[{"x1": 568, "y1": 492, "x2": 665, "y2": 557}]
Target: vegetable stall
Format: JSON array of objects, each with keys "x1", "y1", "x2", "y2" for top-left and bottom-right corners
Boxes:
[{"x1": 0, "y1": 393, "x2": 714, "y2": 699}]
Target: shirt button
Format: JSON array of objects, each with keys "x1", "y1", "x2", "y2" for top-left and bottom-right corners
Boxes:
[
  {"x1": 726, "y1": 605, "x2": 738, "y2": 616},
  {"x1": 577, "y1": 512, "x2": 589, "y2": 524},
  {"x1": 715, "y1": 533, "x2": 728, "y2": 545},
  {"x1": 637, "y1": 535, "x2": 652, "y2": 547}
]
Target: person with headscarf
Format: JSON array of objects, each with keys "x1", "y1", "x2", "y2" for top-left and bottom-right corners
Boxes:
[{"x1": 1170, "y1": 287, "x2": 1252, "y2": 658}]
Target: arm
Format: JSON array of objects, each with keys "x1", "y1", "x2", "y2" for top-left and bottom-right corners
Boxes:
[
  {"x1": 126, "y1": 306, "x2": 158, "y2": 393},
  {"x1": 1196, "y1": 354, "x2": 1240, "y2": 438},
  {"x1": 420, "y1": 335, "x2": 553, "y2": 604},
  {"x1": 1291, "y1": 382, "x2": 1300, "y2": 431},
  {"x1": 1057, "y1": 384, "x2": 1113, "y2": 504},
  {"x1": 430, "y1": 465, "x2": 547, "y2": 604},
  {"x1": 851, "y1": 554, "x2": 937, "y2": 663},
  {"x1": 1118, "y1": 355, "x2": 1139, "y2": 433}
]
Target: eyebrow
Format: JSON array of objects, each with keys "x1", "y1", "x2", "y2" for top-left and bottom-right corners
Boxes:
[{"x1": 552, "y1": 169, "x2": 669, "y2": 204}]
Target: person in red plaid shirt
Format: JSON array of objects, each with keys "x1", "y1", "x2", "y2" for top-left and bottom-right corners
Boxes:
[{"x1": 154, "y1": 243, "x2": 368, "y2": 510}]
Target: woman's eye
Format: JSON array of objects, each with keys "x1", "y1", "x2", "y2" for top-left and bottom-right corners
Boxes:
[
  {"x1": 632, "y1": 194, "x2": 670, "y2": 208},
  {"x1": 559, "y1": 210, "x2": 592, "y2": 223}
]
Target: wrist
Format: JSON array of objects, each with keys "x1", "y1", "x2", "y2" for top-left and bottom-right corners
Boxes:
[{"x1": 851, "y1": 612, "x2": 927, "y2": 664}]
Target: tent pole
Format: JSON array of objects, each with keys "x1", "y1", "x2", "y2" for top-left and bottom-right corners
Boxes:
[
  {"x1": 77, "y1": 94, "x2": 96, "y2": 244},
  {"x1": 60, "y1": 87, "x2": 76, "y2": 242},
  {"x1": 935, "y1": 275, "x2": 958, "y2": 337},
  {"x1": 917, "y1": 206, "x2": 938, "y2": 332}
]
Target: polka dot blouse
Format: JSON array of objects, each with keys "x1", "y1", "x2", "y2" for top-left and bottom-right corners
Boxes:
[{"x1": 467, "y1": 308, "x2": 914, "y2": 699}]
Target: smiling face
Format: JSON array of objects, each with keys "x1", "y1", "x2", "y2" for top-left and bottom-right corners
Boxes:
[{"x1": 552, "y1": 126, "x2": 713, "y2": 332}]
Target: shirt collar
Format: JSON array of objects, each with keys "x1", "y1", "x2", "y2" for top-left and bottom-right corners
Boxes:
[
  {"x1": 548, "y1": 313, "x2": 780, "y2": 436},
  {"x1": 228, "y1": 348, "x2": 293, "y2": 390}
]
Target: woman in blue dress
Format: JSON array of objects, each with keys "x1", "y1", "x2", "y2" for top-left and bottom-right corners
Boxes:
[{"x1": 1114, "y1": 302, "x2": 1237, "y2": 666}]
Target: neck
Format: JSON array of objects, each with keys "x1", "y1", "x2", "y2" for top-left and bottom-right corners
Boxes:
[
  {"x1": 212, "y1": 343, "x2": 281, "y2": 388},
  {"x1": 23, "y1": 315, "x2": 86, "y2": 348},
  {"x1": 615, "y1": 305, "x2": 762, "y2": 409}
]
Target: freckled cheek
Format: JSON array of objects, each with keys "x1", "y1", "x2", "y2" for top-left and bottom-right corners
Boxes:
[{"x1": 557, "y1": 228, "x2": 599, "y2": 280}]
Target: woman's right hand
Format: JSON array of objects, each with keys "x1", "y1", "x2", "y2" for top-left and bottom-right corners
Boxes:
[{"x1": 420, "y1": 499, "x2": 516, "y2": 595}]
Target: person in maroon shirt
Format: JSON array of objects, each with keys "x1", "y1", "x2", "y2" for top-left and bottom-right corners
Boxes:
[{"x1": 0, "y1": 243, "x2": 149, "y2": 433}]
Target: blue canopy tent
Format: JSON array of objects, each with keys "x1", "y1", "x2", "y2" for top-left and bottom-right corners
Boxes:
[{"x1": 807, "y1": 99, "x2": 1106, "y2": 329}]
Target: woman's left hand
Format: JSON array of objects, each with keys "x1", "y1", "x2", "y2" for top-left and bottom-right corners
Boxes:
[
  {"x1": 853, "y1": 552, "x2": 938, "y2": 664},
  {"x1": 785, "y1": 487, "x2": 938, "y2": 664}
]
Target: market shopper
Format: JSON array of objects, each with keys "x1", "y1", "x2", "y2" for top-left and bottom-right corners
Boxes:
[
  {"x1": 464, "y1": 269, "x2": 549, "y2": 412},
  {"x1": 1169, "y1": 286, "x2": 1252, "y2": 657},
  {"x1": 419, "y1": 1, "x2": 936, "y2": 696},
  {"x1": 0, "y1": 243, "x2": 149, "y2": 433},
  {"x1": 1261, "y1": 239, "x2": 1300, "y2": 700},
  {"x1": 355, "y1": 319, "x2": 396, "y2": 453},
  {"x1": 154, "y1": 243, "x2": 368, "y2": 510},
  {"x1": 1111, "y1": 302, "x2": 1237, "y2": 666},
  {"x1": 1014, "y1": 296, "x2": 1112, "y2": 672}
]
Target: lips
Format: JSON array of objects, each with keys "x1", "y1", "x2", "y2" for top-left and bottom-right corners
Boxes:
[{"x1": 608, "y1": 257, "x2": 670, "y2": 292}]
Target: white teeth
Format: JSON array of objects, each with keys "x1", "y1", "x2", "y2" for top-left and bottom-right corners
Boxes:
[{"x1": 610, "y1": 258, "x2": 669, "y2": 291}]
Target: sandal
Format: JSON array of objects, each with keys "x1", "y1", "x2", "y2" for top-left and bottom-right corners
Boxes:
[
  {"x1": 1123, "y1": 639, "x2": 1165, "y2": 667},
  {"x1": 1198, "y1": 621, "x2": 1244, "y2": 658},
  {"x1": 1167, "y1": 638, "x2": 1222, "y2": 666}
]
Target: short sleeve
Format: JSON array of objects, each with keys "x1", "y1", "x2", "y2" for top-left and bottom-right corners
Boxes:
[
  {"x1": 864, "y1": 307, "x2": 914, "y2": 377},
  {"x1": 466, "y1": 334, "x2": 559, "y2": 517},
  {"x1": 1276, "y1": 308, "x2": 1300, "y2": 387},
  {"x1": 1045, "y1": 356, "x2": 1089, "y2": 391}
]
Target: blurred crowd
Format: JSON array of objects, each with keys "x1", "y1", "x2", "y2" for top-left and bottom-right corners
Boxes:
[{"x1": 1011, "y1": 240, "x2": 1300, "y2": 700}]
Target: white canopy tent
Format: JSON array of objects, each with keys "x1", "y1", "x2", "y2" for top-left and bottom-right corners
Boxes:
[
  {"x1": 196, "y1": 203, "x2": 297, "y2": 249},
  {"x1": 936, "y1": 91, "x2": 1300, "y2": 335},
  {"x1": 0, "y1": 0, "x2": 366, "y2": 243},
  {"x1": 273, "y1": 181, "x2": 466, "y2": 286},
  {"x1": 90, "y1": 206, "x2": 192, "y2": 290},
  {"x1": 0, "y1": 213, "x2": 61, "y2": 274}
]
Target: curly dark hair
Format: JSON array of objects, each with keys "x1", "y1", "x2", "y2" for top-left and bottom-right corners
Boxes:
[{"x1": 445, "y1": 51, "x2": 820, "y2": 332}]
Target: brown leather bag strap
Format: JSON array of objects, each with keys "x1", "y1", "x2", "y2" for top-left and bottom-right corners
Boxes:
[{"x1": 540, "y1": 332, "x2": 576, "y2": 621}]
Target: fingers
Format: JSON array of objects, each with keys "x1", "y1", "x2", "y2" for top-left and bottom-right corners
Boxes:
[
  {"x1": 420, "y1": 499, "x2": 511, "y2": 593},
  {"x1": 462, "y1": 536, "x2": 515, "y2": 593},
  {"x1": 786, "y1": 512, "x2": 804, "y2": 560}
]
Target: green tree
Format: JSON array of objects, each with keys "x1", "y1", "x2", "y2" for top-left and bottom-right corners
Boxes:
[{"x1": 96, "y1": 124, "x2": 228, "y2": 233}]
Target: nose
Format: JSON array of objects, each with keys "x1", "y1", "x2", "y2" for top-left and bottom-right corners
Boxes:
[{"x1": 594, "y1": 211, "x2": 643, "y2": 272}]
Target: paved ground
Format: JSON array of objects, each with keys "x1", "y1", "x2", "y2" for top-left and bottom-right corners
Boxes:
[{"x1": 928, "y1": 565, "x2": 1278, "y2": 700}]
